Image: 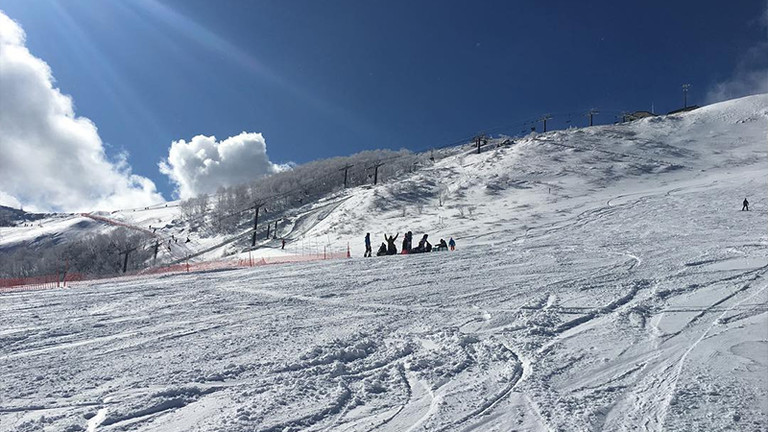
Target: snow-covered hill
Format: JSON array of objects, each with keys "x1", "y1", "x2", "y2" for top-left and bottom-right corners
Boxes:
[
  {"x1": 0, "y1": 94, "x2": 766, "y2": 431},
  {"x1": 310, "y1": 93, "x2": 768, "y2": 257},
  {"x1": 3, "y1": 94, "x2": 765, "y2": 264}
]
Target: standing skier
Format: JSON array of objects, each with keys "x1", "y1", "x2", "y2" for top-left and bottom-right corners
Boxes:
[
  {"x1": 401, "y1": 231, "x2": 412, "y2": 254},
  {"x1": 742, "y1": 198, "x2": 749, "y2": 211},
  {"x1": 449, "y1": 237, "x2": 456, "y2": 251},
  {"x1": 364, "y1": 233, "x2": 372, "y2": 257}
]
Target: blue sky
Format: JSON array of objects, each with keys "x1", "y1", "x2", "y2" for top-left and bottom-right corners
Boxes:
[{"x1": 0, "y1": 0, "x2": 766, "y2": 207}]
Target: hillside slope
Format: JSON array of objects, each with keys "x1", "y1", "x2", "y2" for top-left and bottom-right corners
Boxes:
[
  {"x1": 307, "y1": 94, "x2": 767, "y2": 257},
  {"x1": 3, "y1": 94, "x2": 764, "y2": 266}
]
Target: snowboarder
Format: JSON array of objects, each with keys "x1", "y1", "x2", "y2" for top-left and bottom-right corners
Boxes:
[
  {"x1": 281, "y1": 238, "x2": 286, "y2": 249},
  {"x1": 449, "y1": 237, "x2": 456, "y2": 251},
  {"x1": 384, "y1": 233, "x2": 399, "y2": 255},
  {"x1": 185, "y1": 237, "x2": 190, "y2": 243},
  {"x1": 742, "y1": 198, "x2": 749, "y2": 211},
  {"x1": 436, "y1": 239, "x2": 448, "y2": 251},
  {"x1": 376, "y1": 242, "x2": 387, "y2": 256},
  {"x1": 364, "y1": 233, "x2": 372, "y2": 257}
]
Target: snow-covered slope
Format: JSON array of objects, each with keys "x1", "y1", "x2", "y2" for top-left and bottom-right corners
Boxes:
[
  {"x1": 0, "y1": 94, "x2": 766, "y2": 431},
  {"x1": 309, "y1": 94, "x2": 768, "y2": 258},
  {"x1": 4, "y1": 94, "x2": 764, "y2": 263}
]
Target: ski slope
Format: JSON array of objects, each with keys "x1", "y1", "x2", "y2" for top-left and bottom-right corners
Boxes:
[{"x1": 0, "y1": 94, "x2": 766, "y2": 431}]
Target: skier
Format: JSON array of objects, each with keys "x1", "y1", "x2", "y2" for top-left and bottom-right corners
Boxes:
[
  {"x1": 742, "y1": 198, "x2": 749, "y2": 211},
  {"x1": 384, "y1": 233, "x2": 399, "y2": 255},
  {"x1": 449, "y1": 237, "x2": 456, "y2": 251},
  {"x1": 364, "y1": 233, "x2": 372, "y2": 257},
  {"x1": 376, "y1": 242, "x2": 388, "y2": 256},
  {"x1": 281, "y1": 238, "x2": 286, "y2": 249}
]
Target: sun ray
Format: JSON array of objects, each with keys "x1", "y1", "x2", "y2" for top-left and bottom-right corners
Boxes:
[{"x1": 129, "y1": 0, "x2": 380, "y2": 139}]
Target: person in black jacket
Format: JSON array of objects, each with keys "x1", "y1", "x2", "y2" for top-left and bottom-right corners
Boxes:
[
  {"x1": 364, "y1": 233, "x2": 372, "y2": 257},
  {"x1": 384, "y1": 233, "x2": 399, "y2": 255},
  {"x1": 376, "y1": 242, "x2": 387, "y2": 256},
  {"x1": 742, "y1": 198, "x2": 749, "y2": 211},
  {"x1": 401, "y1": 231, "x2": 412, "y2": 254},
  {"x1": 413, "y1": 234, "x2": 431, "y2": 253}
]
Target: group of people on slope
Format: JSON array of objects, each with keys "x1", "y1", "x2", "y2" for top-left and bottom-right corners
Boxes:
[
  {"x1": 364, "y1": 232, "x2": 455, "y2": 257},
  {"x1": 359, "y1": 197, "x2": 754, "y2": 257}
]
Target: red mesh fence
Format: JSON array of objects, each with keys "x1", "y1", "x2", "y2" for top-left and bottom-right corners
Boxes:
[
  {"x1": 0, "y1": 246, "x2": 350, "y2": 293},
  {"x1": 236, "y1": 250, "x2": 350, "y2": 267},
  {"x1": 0, "y1": 273, "x2": 84, "y2": 292}
]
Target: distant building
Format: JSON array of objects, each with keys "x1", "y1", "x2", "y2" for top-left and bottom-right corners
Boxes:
[
  {"x1": 667, "y1": 105, "x2": 700, "y2": 115},
  {"x1": 626, "y1": 111, "x2": 656, "y2": 121},
  {"x1": 620, "y1": 111, "x2": 657, "y2": 122}
]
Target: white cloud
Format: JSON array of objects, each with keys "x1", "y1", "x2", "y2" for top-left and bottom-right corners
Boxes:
[
  {"x1": 0, "y1": 10, "x2": 163, "y2": 212},
  {"x1": 159, "y1": 132, "x2": 287, "y2": 199},
  {"x1": 706, "y1": 4, "x2": 768, "y2": 102},
  {"x1": 0, "y1": 190, "x2": 22, "y2": 210}
]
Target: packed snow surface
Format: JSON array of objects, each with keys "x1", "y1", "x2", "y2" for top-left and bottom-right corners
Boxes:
[{"x1": 1, "y1": 95, "x2": 767, "y2": 431}]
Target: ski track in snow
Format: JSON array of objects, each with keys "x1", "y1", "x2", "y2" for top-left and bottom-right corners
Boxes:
[{"x1": 1, "y1": 95, "x2": 767, "y2": 431}]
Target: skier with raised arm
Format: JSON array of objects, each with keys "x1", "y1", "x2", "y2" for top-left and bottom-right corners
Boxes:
[{"x1": 384, "y1": 233, "x2": 399, "y2": 255}]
